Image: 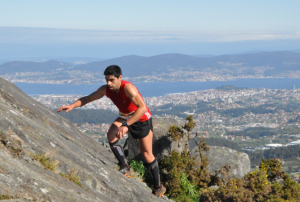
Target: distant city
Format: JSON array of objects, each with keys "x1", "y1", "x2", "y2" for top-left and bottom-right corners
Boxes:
[
  {"x1": 32, "y1": 86, "x2": 300, "y2": 152},
  {"x1": 2, "y1": 69, "x2": 293, "y2": 84}
]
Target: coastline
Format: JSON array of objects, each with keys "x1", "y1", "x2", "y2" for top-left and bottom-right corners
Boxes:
[
  {"x1": 12, "y1": 76, "x2": 291, "y2": 86},
  {"x1": 13, "y1": 78, "x2": 300, "y2": 97}
]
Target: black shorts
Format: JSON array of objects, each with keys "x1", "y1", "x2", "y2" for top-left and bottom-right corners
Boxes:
[{"x1": 128, "y1": 118, "x2": 153, "y2": 139}]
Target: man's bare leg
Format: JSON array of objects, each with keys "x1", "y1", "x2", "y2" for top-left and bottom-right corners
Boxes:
[
  {"x1": 107, "y1": 118, "x2": 125, "y2": 143},
  {"x1": 139, "y1": 130, "x2": 155, "y2": 163}
]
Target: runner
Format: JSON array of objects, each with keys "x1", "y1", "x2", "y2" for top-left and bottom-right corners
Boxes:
[{"x1": 57, "y1": 65, "x2": 166, "y2": 197}]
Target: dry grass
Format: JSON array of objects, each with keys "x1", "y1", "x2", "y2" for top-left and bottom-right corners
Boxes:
[
  {"x1": 29, "y1": 150, "x2": 59, "y2": 172},
  {"x1": 130, "y1": 169, "x2": 145, "y2": 183},
  {"x1": 114, "y1": 165, "x2": 145, "y2": 183},
  {"x1": 0, "y1": 166, "x2": 6, "y2": 174},
  {"x1": 59, "y1": 166, "x2": 82, "y2": 187},
  {"x1": 45, "y1": 150, "x2": 58, "y2": 159}
]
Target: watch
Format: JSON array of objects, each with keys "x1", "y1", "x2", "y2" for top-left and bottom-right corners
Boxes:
[{"x1": 122, "y1": 120, "x2": 129, "y2": 128}]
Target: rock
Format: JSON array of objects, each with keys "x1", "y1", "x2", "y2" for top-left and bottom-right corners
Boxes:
[
  {"x1": 99, "y1": 142, "x2": 111, "y2": 152},
  {"x1": 191, "y1": 146, "x2": 250, "y2": 178},
  {"x1": 0, "y1": 77, "x2": 172, "y2": 202},
  {"x1": 127, "y1": 116, "x2": 250, "y2": 180},
  {"x1": 127, "y1": 117, "x2": 184, "y2": 162}
]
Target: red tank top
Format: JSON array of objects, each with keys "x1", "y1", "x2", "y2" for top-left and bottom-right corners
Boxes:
[{"x1": 106, "y1": 80, "x2": 151, "y2": 122}]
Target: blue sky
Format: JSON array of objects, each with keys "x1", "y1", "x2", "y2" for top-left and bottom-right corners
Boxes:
[
  {"x1": 1, "y1": 0, "x2": 300, "y2": 58},
  {"x1": 2, "y1": 0, "x2": 300, "y2": 32}
]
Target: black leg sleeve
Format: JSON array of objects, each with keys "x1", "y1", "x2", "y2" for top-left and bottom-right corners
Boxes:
[
  {"x1": 147, "y1": 158, "x2": 162, "y2": 189},
  {"x1": 109, "y1": 140, "x2": 127, "y2": 166}
]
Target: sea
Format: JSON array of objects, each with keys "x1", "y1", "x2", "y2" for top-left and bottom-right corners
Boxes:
[{"x1": 13, "y1": 78, "x2": 300, "y2": 97}]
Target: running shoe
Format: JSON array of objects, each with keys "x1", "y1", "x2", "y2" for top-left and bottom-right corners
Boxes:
[
  {"x1": 119, "y1": 164, "x2": 131, "y2": 178},
  {"x1": 153, "y1": 185, "x2": 166, "y2": 198}
]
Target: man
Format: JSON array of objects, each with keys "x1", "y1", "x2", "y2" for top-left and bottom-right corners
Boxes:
[{"x1": 57, "y1": 65, "x2": 166, "y2": 197}]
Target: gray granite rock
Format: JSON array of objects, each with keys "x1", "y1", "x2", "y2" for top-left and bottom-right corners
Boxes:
[
  {"x1": 127, "y1": 117, "x2": 184, "y2": 162},
  {"x1": 191, "y1": 146, "x2": 250, "y2": 178},
  {"x1": 0, "y1": 77, "x2": 173, "y2": 202}
]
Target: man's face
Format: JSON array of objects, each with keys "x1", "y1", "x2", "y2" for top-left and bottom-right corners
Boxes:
[{"x1": 105, "y1": 75, "x2": 122, "y2": 91}]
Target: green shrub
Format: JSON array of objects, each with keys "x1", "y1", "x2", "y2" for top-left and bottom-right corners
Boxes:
[
  {"x1": 160, "y1": 116, "x2": 300, "y2": 201},
  {"x1": 180, "y1": 172, "x2": 200, "y2": 201},
  {"x1": 202, "y1": 159, "x2": 300, "y2": 202},
  {"x1": 128, "y1": 159, "x2": 146, "y2": 177},
  {"x1": 161, "y1": 150, "x2": 211, "y2": 199},
  {"x1": 160, "y1": 115, "x2": 212, "y2": 201},
  {"x1": 168, "y1": 125, "x2": 184, "y2": 141},
  {"x1": 0, "y1": 195, "x2": 10, "y2": 200}
]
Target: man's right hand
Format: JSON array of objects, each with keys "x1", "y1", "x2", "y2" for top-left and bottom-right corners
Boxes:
[{"x1": 57, "y1": 104, "x2": 74, "y2": 113}]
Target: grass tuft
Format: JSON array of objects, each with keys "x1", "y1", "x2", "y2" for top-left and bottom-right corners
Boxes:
[
  {"x1": 29, "y1": 150, "x2": 59, "y2": 171},
  {"x1": 59, "y1": 166, "x2": 82, "y2": 187},
  {"x1": 0, "y1": 195, "x2": 10, "y2": 200}
]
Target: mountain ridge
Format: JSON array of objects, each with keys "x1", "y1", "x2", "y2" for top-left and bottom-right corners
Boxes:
[{"x1": 1, "y1": 51, "x2": 300, "y2": 78}]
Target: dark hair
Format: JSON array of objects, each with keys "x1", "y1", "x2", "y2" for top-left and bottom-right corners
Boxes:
[{"x1": 104, "y1": 65, "x2": 122, "y2": 78}]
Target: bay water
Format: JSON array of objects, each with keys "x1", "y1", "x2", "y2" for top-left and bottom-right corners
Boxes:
[{"x1": 13, "y1": 78, "x2": 300, "y2": 97}]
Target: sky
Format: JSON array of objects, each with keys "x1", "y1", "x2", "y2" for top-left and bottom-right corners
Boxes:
[{"x1": 1, "y1": 0, "x2": 300, "y2": 58}]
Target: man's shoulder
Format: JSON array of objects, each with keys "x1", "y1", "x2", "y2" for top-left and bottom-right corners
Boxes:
[
  {"x1": 98, "y1": 85, "x2": 107, "y2": 94},
  {"x1": 122, "y1": 80, "x2": 132, "y2": 86},
  {"x1": 123, "y1": 82, "x2": 136, "y2": 90},
  {"x1": 123, "y1": 82, "x2": 139, "y2": 97}
]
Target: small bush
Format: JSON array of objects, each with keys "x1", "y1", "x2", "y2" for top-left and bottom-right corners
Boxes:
[
  {"x1": 0, "y1": 195, "x2": 10, "y2": 200},
  {"x1": 128, "y1": 159, "x2": 146, "y2": 177},
  {"x1": 202, "y1": 159, "x2": 300, "y2": 202},
  {"x1": 161, "y1": 115, "x2": 211, "y2": 201},
  {"x1": 179, "y1": 172, "x2": 200, "y2": 201},
  {"x1": 161, "y1": 116, "x2": 300, "y2": 201},
  {"x1": 168, "y1": 125, "x2": 184, "y2": 141},
  {"x1": 161, "y1": 150, "x2": 210, "y2": 199}
]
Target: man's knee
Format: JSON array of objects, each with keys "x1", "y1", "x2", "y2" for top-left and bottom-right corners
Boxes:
[
  {"x1": 106, "y1": 123, "x2": 118, "y2": 142},
  {"x1": 142, "y1": 151, "x2": 154, "y2": 161},
  {"x1": 107, "y1": 133, "x2": 115, "y2": 143}
]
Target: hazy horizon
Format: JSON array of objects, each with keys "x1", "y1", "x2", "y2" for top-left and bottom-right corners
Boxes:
[
  {"x1": 1, "y1": 1, "x2": 300, "y2": 59},
  {"x1": 1, "y1": 27, "x2": 300, "y2": 60}
]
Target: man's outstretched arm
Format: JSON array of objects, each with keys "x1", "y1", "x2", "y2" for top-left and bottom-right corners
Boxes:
[{"x1": 57, "y1": 85, "x2": 106, "y2": 113}]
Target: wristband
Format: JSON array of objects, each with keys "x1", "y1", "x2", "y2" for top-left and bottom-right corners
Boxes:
[{"x1": 122, "y1": 120, "x2": 129, "y2": 128}]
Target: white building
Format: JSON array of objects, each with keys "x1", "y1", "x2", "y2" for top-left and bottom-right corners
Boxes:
[
  {"x1": 286, "y1": 140, "x2": 300, "y2": 146},
  {"x1": 264, "y1": 144, "x2": 283, "y2": 148}
]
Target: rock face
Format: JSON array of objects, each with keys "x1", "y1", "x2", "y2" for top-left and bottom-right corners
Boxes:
[
  {"x1": 127, "y1": 118, "x2": 250, "y2": 179},
  {"x1": 127, "y1": 117, "x2": 184, "y2": 162},
  {"x1": 191, "y1": 146, "x2": 250, "y2": 178},
  {"x1": 0, "y1": 78, "x2": 173, "y2": 202}
]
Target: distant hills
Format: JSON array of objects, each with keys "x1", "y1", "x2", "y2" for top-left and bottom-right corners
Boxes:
[
  {"x1": 1, "y1": 51, "x2": 300, "y2": 79},
  {"x1": 0, "y1": 56, "x2": 106, "y2": 65},
  {"x1": 73, "y1": 53, "x2": 204, "y2": 76},
  {"x1": 0, "y1": 60, "x2": 73, "y2": 74},
  {"x1": 73, "y1": 51, "x2": 300, "y2": 77}
]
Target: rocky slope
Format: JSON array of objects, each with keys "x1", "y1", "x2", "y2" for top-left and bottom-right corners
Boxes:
[
  {"x1": 127, "y1": 118, "x2": 184, "y2": 162},
  {"x1": 128, "y1": 118, "x2": 250, "y2": 179},
  {"x1": 191, "y1": 146, "x2": 250, "y2": 178},
  {"x1": 0, "y1": 77, "x2": 173, "y2": 202}
]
